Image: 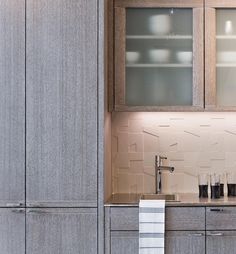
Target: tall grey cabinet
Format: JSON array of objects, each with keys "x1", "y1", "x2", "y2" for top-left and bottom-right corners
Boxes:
[
  {"x1": 0, "y1": 1, "x2": 25, "y2": 253},
  {"x1": 26, "y1": 0, "x2": 98, "y2": 208},
  {"x1": 0, "y1": 0, "x2": 25, "y2": 207},
  {"x1": 0, "y1": 0, "x2": 101, "y2": 253}
]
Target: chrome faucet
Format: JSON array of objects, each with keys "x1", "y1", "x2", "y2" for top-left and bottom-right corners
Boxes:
[{"x1": 155, "y1": 155, "x2": 174, "y2": 194}]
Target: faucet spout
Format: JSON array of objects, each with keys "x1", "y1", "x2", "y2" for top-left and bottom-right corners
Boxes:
[{"x1": 155, "y1": 155, "x2": 175, "y2": 194}]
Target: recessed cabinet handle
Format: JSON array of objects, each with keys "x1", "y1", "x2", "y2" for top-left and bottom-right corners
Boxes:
[
  {"x1": 188, "y1": 233, "x2": 204, "y2": 237},
  {"x1": 11, "y1": 208, "x2": 25, "y2": 213},
  {"x1": 208, "y1": 232, "x2": 224, "y2": 236},
  {"x1": 27, "y1": 209, "x2": 47, "y2": 214},
  {"x1": 7, "y1": 202, "x2": 24, "y2": 207},
  {"x1": 210, "y1": 208, "x2": 224, "y2": 212}
]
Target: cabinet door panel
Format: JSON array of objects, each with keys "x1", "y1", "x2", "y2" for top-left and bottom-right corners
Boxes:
[
  {"x1": 207, "y1": 231, "x2": 236, "y2": 254},
  {"x1": 26, "y1": 208, "x2": 97, "y2": 254},
  {"x1": 111, "y1": 231, "x2": 139, "y2": 254},
  {"x1": 166, "y1": 231, "x2": 205, "y2": 254},
  {"x1": 114, "y1": 2, "x2": 204, "y2": 111},
  {"x1": 0, "y1": 208, "x2": 25, "y2": 254},
  {"x1": 0, "y1": 0, "x2": 25, "y2": 206},
  {"x1": 26, "y1": 0, "x2": 97, "y2": 207}
]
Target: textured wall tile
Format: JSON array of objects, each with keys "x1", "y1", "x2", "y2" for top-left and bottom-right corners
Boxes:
[
  {"x1": 129, "y1": 119, "x2": 143, "y2": 133},
  {"x1": 144, "y1": 166, "x2": 155, "y2": 177},
  {"x1": 117, "y1": 173, "x2": 131, "y2": 193},
  {"x1": 129, "y1": 161, "x2": 144, "y2": 173},
  {"x1": 116, "y1": 153, "x2": 129, "y2": 168},
  {"x1": 117, "y1": 133, "x2": 128, "y2": 153},
  {"x1": 143, "y1": 174, "x2": 155, "y2": 193},
  {"x1": 143, "y1": 132, "x2": 159, "y2": 152},
  {"x1": 129, "y1": 152, "x2": 144, "y2": 161},
  {"x1": 112, "y1": 113, "x2": 236, "y2": 194},
  {"x1": 129, "y1": 133, "x2": 143, "y2": 152},
  {"x1": 144, "y1": 152, "x2": 159, "y2": 167},
  {"x1": 198, "y1": 152, "x2": 211, "y2": 168}
]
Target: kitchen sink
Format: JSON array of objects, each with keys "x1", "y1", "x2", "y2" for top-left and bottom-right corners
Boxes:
[{"x1": 140, "y1": 193, "x2": 180, "y2": 202}]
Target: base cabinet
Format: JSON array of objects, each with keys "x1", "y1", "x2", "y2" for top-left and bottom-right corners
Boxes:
[
  {"x1": 0, "y1": 208, "x2": 25, "y2": 254},
  {"x1": 26, "y1": 208, "x2": 97, "y2": 254},
  {"x1": 207, "y1": 231, "x2": 236, "y2": 254},
  {"x1": 166, "y1": 231, "x2": 205, "y2": 254},
  {"x1": 111, "y1": 231, "x2": 139, "y2": 254},
  {"x1": 110, "y1": 231, "x2": 205, "y2": 254}
]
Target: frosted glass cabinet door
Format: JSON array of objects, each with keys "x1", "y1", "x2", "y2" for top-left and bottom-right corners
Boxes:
[
  {"x1": 114, "y1": 0, "x2": 204, "y2": 111},
  {"x1": 205, "y1": 1, "x2": 236, "y2": 109}
]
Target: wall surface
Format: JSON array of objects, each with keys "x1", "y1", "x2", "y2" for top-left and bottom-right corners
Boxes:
[{"x1": 112, "y1": 112, "x2": 236, "y2": 194}]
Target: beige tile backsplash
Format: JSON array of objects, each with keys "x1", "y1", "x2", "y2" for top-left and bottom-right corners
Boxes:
[{"x1": 111, "y1": 112, "x2": 236, "y2": 194}]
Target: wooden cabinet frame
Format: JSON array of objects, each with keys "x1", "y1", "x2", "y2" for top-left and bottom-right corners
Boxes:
[
  {"x1": 205, "y1": 0, "x2": 236, "y2": 111},
  {"x1": 112, "y1": 0, "x2": 204, "y2": 111}
]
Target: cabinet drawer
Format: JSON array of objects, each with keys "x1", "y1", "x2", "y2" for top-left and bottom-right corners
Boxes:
[
  {"x1": 206, "y1": 207, "x2": 236, "y2": 230},
  {"x1": 111, "y1": 207, "x2": 139, "y2": 231},
  {"x1": 111, "y1": 207, "x2": 205, "y2": 231},
  {"x1": 166, "y1": 207, "x2": 205, "y2": 230}
]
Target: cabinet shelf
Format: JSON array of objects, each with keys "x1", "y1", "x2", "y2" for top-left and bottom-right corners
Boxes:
[
  {"x1": 126, "y1": 63, "x2": 192, "y2": 68},
  {"x1": 216, "y1": 35, "x2": 236, "y2": 39},
  {"x1": 216, "y1": 63, "x2": 236, "y2": 67},
  {"x1": 126, "y1": 35, "x2": 193, "y2": 40}
]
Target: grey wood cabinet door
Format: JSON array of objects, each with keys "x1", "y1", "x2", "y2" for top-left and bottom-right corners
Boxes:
[
  {"x1": 111, "y1": 231, "x2": 139, "y2": 254},
  {"x1": 26, "y1": 0, "x2": 98, "y2": 207},
  {"x1": 0, "y1": 0, "x2": 25, "y2": 206},
  {"x1": 0, "y1": 208, "x2": 25, "y2": 254},
  {"x1": 207, "y1": 231, "x2": 236, "y2": 254},
  {"x1": 26, "y1": 208, "x2": 97, "y2": 254},
  {"x1": 166, "y1": 231, "x2": 205, "y2": 254}
]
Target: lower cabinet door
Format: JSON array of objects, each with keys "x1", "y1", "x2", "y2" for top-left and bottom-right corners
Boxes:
[
  {"x1": 26, "y1": 208, "x2": 97, "y2": 254},
  {"x1": 207, "y1": 231, "x2": 236, "y2": 254},
  {"x1": 111, "y1": 231, "x2": 139, "y2": 254},
  {"x1": 166, "y1": 231, "x2": 205, "y2": 254},
  {"x1": 0, "y1": 208, "x2": 25, "y2": 254}
]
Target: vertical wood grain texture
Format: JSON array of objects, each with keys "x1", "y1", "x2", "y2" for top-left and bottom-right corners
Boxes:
[
  {"x1": 207, "y1": 231, "x2": 236, "y2": 254},
  {"x1": 206, "y1": 0, "x2": 236, "y2": 8},
  {"x1": 0, "y1": 0, "x2": 25, "y2": 205},
  {"x1": 26, "y1": 208, "x2": 97, "y2": 254},
  {"x1": 0, "y1": 209, "x2": 25, "y2": 254},
  {"x1": 205, "y1": 8, "x2": 216, "y2": 109},
  {"x1": 192, "y1": 8, "x2": 204, "y2": 108},
  {"x1": 111, "y1": 231, "x2": 139, "y2": 254},
  {"x1": 206, "y1": 207, "x2": 236, "y2": 230},
  {"x1": 114, "y1": 7, "x2": 126, "y2": 107},
  {"x1": 166, "y1": 231, "x2": 205, "y2": 254},
  {"x1": 108, "y1": 0, "x2": 114, "y2": 111},
  {"x1": 105, "y1": 207, "x2": 111, "y2": 254},
  {"x1": 26, "y1": 0, "x2": 98, "y2": 207},
  {"x1": 98, "y1": 0, "x2": 105, "y2": 253},
  {"x1": 114, "y1": 0, "x2": 203, "y2": 8}
]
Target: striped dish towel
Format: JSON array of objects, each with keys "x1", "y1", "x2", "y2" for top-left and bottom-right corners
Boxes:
[{"x1": 139, "y1": 200, "x2": 165, "y2": 254}]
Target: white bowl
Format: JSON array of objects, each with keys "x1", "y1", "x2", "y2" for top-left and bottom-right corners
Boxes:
[
  {"x1": 176, "y1": 51, "x2": 193, "y2": 64},
  {"x1": 148, "y1": 49, "x2": 170, "y2": 63},
  {"x1": 126, "y1": 51, "x2": 140, "y2": 64},
  {"x1": 148, "y1": 15, "x2": 171, "y2": 35},
  {"x1": 217, "y1": 51, "x2": 236, "y2": 63}
]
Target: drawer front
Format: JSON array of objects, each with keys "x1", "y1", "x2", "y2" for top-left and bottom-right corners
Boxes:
[
  {"x1": 111, "y1": 207, "x2": 205, "y2": 231},
  {"x1": 166, "y1": 207, "x2": 205, "y2": 230},
  {"x1": 206, "y1": 207, "x2": 236, "y2": 230},
  {"x1": 111, "y1": 207, "x2": 139, "y2": 231}
]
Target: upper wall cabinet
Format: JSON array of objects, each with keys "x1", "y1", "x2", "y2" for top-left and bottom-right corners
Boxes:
[
  {"x1": 112, "y1": 0, "x2": 204, "y2": 111},
  {"x1": 26, "y1": 0, "x2": 98, "y2": 207},
  {"x1": 0, "y1": 0, "x2": 25, "y2": 206},
  {"x1": 205, "y1": 0, "x2": 236, "y2": 110}
]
